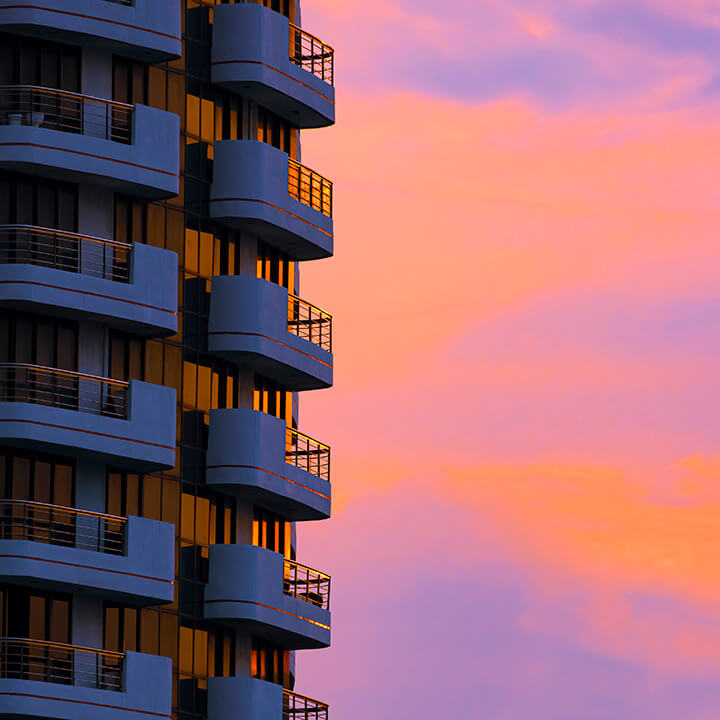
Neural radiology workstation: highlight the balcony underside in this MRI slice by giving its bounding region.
[0,382,176,471]
[210,201,333,262]
[208,275,332,391]
[210,141,333,262]
[212,3,334,129]
[0,106,179,199]
[0,651,171,720]
[0,244,178,337]
[204,545,330,650]
[207,409,331,522]
[0,0,182,62]
[0,516,174,605]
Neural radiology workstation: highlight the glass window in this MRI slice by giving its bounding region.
[0,171,77,231]
[252,506,290,558]
[0,33,80,90]
[0,448,75,506]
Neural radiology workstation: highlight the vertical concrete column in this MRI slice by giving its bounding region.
[238,233,257,276]
[77,320,105,376]
[82,48,113,99]
[236,502,254,545]
[72,593,104,648]
[78,185,114,278]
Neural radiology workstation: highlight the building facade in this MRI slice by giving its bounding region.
[0,1,335,719]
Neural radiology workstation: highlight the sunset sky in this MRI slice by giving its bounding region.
[294,1,720,716]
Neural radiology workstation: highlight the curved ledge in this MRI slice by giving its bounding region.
[0,243,178,337]
[204,545,331,649]
[206,409,331,522]
[208,676,281,720]
[0,380,176,470]
[0,105,180,199]
[0,0,181,62]
[208,275,332,390]
[0,515,174,605]
[0,651,171,720]
[212,4,334,128]
[210,141,333,261]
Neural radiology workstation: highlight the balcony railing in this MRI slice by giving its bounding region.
[289,24,334,85]
[0,364,129,419]
[283,559,330,610]
[0,86,133,144]
[288,159,332,218]
[287,295,332,352]
[283,690,329,720]
[0,225,132,282]
[0,500,126,555]
[0,638,123,690]
[103,0,133,4]
[285,427,330,482]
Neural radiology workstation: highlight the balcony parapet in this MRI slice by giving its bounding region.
[0,365,176,470]
[283,558,330,611]
[210,140,333,261]
[208,676,329,720]
[212,3,334,128]
[207,409,331,521]
[0,225,178,336]
[284,690,329,720]
[0,86,179,198]
[205,544,331,649]
[0,0,181,62]
[208,275,332,391]
[0,500,174,604]
[0,639,171,720]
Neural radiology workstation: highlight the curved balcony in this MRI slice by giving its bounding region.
[0,639,171,720]
[0,0,181,63]
[210,141,333,261]
[212,3,334,128]
[209,275,332,391]
[0,225,177,336]
[205,545,330,649]
[0,500,174,604]
[209,677,328,720]
[207,409,330,522]
[0,86,179,199]
[0,364,176,470]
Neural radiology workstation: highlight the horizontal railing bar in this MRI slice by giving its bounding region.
[0,363,129,387]
[0,637,125,659]
[288,24,334,53]
[288,159,333,186]
[287,428,330,450]
[0,499,126,523]
[0,224,133,249]
[288,294,332,320]
[284,559,331,580]
[0,85,133,110]
[283,689,329,709]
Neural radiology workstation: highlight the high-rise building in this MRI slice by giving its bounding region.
[0,1,335,719]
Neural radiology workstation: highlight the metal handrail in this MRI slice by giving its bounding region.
[0,637,124,691]
[285,427,330,481]
[0,224,133,283]
[289,23,334,85]
[283,558,331,610]
[0,499,127,555]
[283,689,329,719]
[0,225,132,249]
[288,159,333,218]
[0,363,129,419]
[0,637,124,658]
[287,294,332,352]
[0,85,133,144]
